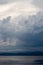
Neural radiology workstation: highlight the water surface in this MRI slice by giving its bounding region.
[0,56,43,65]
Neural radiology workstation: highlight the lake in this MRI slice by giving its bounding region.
[0,56,43,65]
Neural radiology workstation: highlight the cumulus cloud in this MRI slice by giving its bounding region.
[0,16,16,46]
[0,12,43,51]
[14,12,43,51]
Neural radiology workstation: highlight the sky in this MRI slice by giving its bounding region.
[0,0,43,52]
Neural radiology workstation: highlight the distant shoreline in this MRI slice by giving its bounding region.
[0,51,43,56]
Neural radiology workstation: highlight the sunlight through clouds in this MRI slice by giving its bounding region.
[0,0,39,19]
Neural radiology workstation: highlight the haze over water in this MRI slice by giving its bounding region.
[0,56,43,65]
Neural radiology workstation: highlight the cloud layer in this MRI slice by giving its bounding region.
[0,12,43,51]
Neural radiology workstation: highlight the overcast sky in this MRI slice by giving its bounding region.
[0,0,43,52]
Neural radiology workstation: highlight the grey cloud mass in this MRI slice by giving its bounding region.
[0,12,43,51]
[0,0,31,4]
[0,0,15,4]
[33,0,43,9]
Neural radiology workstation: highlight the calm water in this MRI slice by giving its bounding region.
[0,56,43,65]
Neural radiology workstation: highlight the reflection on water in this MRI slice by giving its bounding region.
[0,56,43,65]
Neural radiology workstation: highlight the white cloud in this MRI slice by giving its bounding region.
[0,0,39,19]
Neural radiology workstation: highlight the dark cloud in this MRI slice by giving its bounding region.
[0,16,16,46]
[15,12,43,51]
[0,12,43,51]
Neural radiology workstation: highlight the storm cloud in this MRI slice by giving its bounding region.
[0,12,43,51]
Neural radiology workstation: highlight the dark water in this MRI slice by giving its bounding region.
[0,56,43,65]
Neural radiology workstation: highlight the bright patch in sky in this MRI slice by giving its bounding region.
[0,0,39,19]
